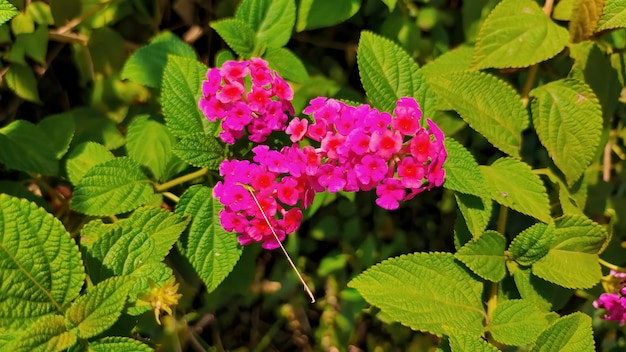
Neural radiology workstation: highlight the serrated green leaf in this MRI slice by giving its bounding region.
[5,63,40,102]
[65,142,115,185]
[121,31,196,88]
[421,46,473,79]
[532,215,606,288]
[447,329,499,352]
[570,0,605,42]
[263,47,309,83]
[236,0,295,48]
[210,18,256,58]
[348,252,485,336]
[87,337,154,352]
[443,138,487,197]
[6,315,77,352]
[529,313,594,352]
[530,79,602,186]
[512,266,573,311]
[488,299,547,346]
[126,115,176,181]
[455,193,492,239]
[0,0,18,25]
[357,31,436,118]
[455,230,506,282]
[0,195,84,330]
[175,185,242,293]
[38,113,75,159]
[70,157,154,216]
[428,71,528,157]
[172,133,224,169]
[597,0,626,31]
[472,0,568,69]
[509,222,554,265]
[66,277,130,339]
[296,0,360,31]
[480,158,551,223]
[162,56,213,138]
[0,119,58,175]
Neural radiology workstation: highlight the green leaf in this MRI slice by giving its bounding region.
[121,31,196,88]
[5,63,40,102]
[210,18,256,58]
[529,313,594,352]
[65,142,115,185]
[88,27,126,75]
[235,0,295,48]
[0,194,84,330]
[296,0,360,31]
[455,193,493,239]
[553,0,576,21]
[348,252,485,336]
[125,262,173,316]
[263,47,309,83]
[532,215,606,288]
[86,337,153,352]
[508,222,554,265]
[161,56,213,138]
[38,113,75,159]
[597,0,626,31]
[11,12,34,34]
[570,0,605,42]
[530,79,602,186]
[26,2,54,25]
[421,45,474,78]
[488,299,547,346]
[0,0,18,25]
[357,31,436,118]
[428,71,528,157]
[380,0,397,11]
[70,108,125,150]
[70,157,154,216]
[455,230,506,282]
[0,120,58,175]
[14,24,48,64]
[443,138,487,197]
[472,0,568,69]
[447,329,500,352]
[6,315,77,352]
[126,115,176,181]
[172,133,224,169]
[175,185,242,293]
[479,158,551,223]
[65,277,130,339]
[512,266,573,311]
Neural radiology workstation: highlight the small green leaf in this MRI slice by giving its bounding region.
[86,337,154,352]
[472,0,568,69]
[6,315,77,352]
[70,157,155,216]
[161,56,213,138]
[443,138,487,197]
[529,313,594,352]
[11,12,34,34]
[513,266,573,311]
[597,0,626,31]
[380,0,397,11]
[65,142,115,185]
[570,0,605,42]
[455,230,506,282]
[172,133,224,169]
[121,31,196,88]
[488,299,547,346]
[357,31,436,118]
[455,193,493,239]
[236,0,295,48]
[175,185,242,293]
[509,222,554,265]
[296,0,360,31]
[428,71,528,157]
[447,329,500,352]
[15,24,48,64]
[480,158,551,223]
[5,63,40,102]
[38,113,75,159]
[530,79,602,186]
[348,252,485,336]
[0,195,84,330]
[126,115,176,181]
[263,47,309,83]
[0,119,58,175]
[553,0,576,21]
[65,277,130,339]
[210,18,256,58]
[71,108,125,150]
[0,0,18,25]
[26,2,54,25]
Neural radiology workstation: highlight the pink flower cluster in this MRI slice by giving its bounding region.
[198,58,294,144]
[594,270,626,326]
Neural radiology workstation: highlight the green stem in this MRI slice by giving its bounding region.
[496,205,508,235]
[599,258,626,273]
[163,192,180,203]
[154,168,209,192]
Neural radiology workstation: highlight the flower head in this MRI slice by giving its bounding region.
[137,277,183,325]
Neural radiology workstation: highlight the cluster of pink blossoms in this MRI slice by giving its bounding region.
[203,59,447,249]
[594,270,626,326]
[198,58,294,144]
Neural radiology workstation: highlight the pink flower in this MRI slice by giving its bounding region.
[370,130,402,159]
[317,164,346,193]
[221,60,249,81]
[398,157,424,189]
[286,117,309,142]
[217,81,244,103]
[375,178,405,210]
[355,154,388,184]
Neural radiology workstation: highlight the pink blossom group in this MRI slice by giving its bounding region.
[594,270,626,326]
